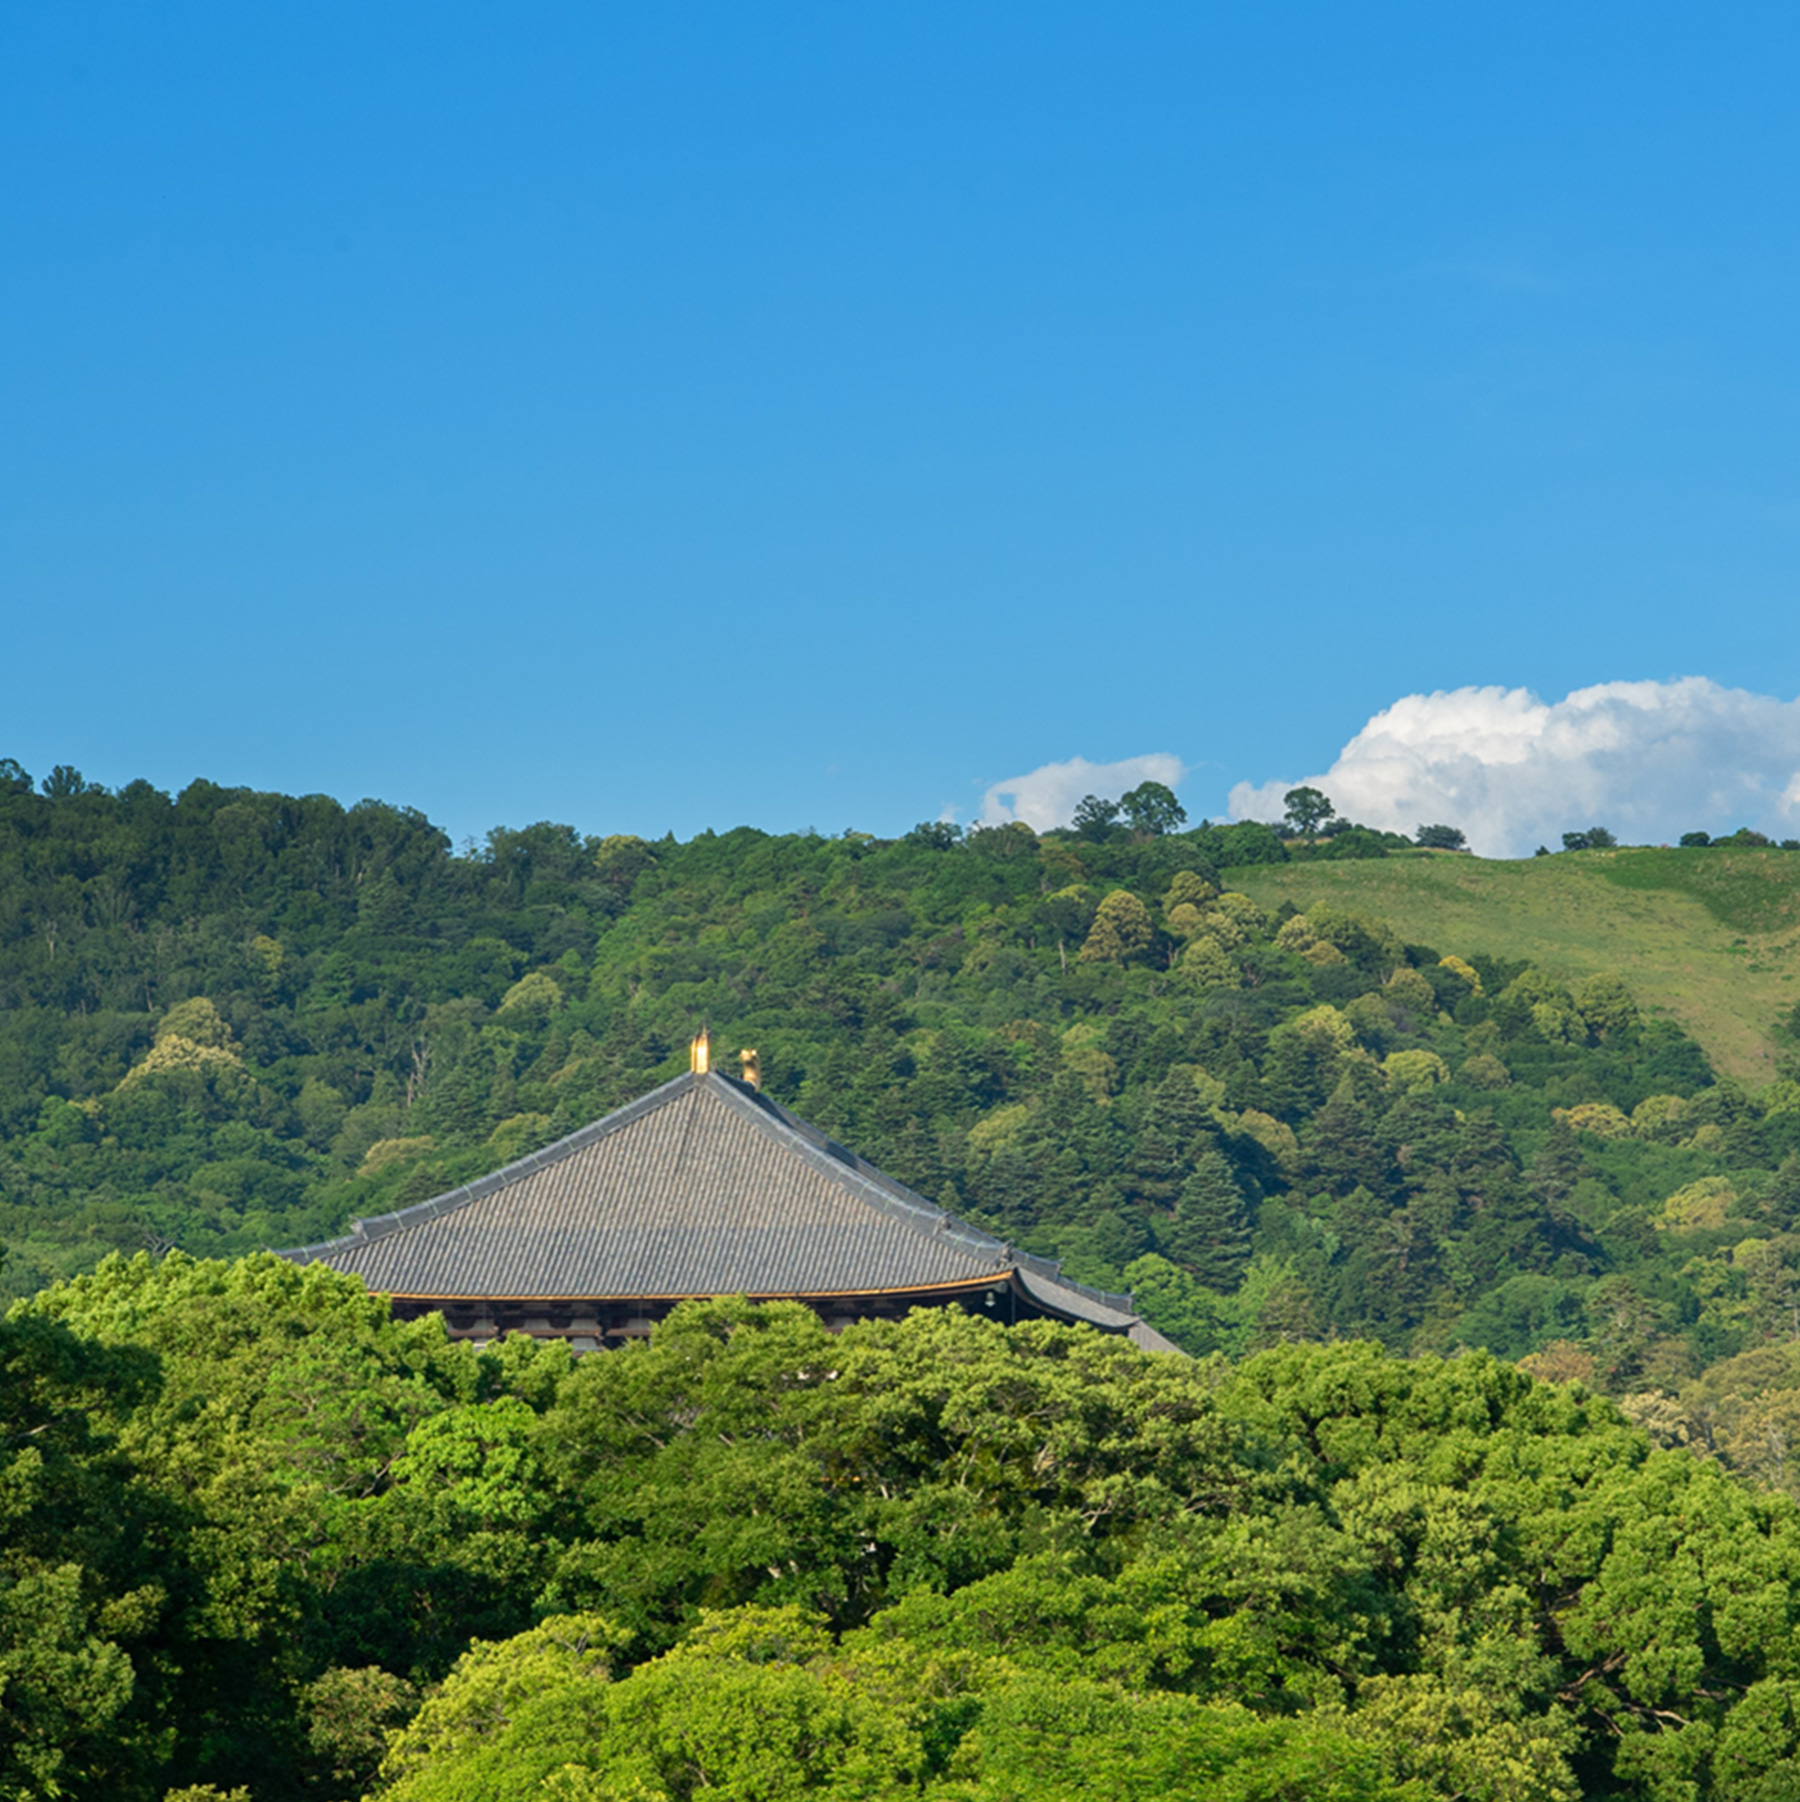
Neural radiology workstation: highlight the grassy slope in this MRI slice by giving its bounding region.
[1223,847,1800,1086]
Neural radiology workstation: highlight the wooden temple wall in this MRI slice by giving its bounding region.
[387,1285,1018,1349]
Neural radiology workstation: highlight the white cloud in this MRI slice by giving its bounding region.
[979,753,1186,832]
[1229,679,1800,857]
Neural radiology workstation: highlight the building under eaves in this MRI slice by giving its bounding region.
[279,1049,1181,1354]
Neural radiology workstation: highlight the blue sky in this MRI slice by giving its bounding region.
[5,3,1799,847]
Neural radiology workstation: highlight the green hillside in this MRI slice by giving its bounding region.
[1226,847,1800,1086]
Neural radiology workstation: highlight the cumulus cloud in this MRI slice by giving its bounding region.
[1229,679,1800,858]
[979,753,1186,831]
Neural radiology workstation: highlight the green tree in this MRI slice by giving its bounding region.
[1070,794,1122,841]
[1120,781,1187,837]
[1283,786,1335,838]
[299,1663,421,1798]
[15,1252,490,1794]
[0,1313,157,1799]
[41,764,97,799]
[1562,826,1616,851]
[378,1613,626,1796]
[1575,971,1639,1041]
[1162,1149,1252,1290]
[1769,1154,1800,1231]
[1078,890,1155,964]
[1163,870,1217,911]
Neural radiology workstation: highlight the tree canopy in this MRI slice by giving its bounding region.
[13,1271,1800,1799]
[1282,787,1335,838]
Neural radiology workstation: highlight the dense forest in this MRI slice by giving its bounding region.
[16,1261,1800,1802]
[8,760,1800,1798]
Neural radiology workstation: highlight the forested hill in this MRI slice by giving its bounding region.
[0,764,1315,1296]
[6,763,1800,1417]
[15,764,1800,1799]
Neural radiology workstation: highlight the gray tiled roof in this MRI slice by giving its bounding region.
[279,1070,1173,1344]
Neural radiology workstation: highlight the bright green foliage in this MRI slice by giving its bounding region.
[496,970,563,1019]
[4,1253,557,1797]
[937,1676,1420,1801]
[0,1309,164,1799]
[1164,869,1218,911]
[379,1602,1423,1802]
[534,1300,1241,1640]
[16,1280,1800,1798]
[1076,889,1155,963]
[378,1613,626,1795]
[14,770,1800,1794]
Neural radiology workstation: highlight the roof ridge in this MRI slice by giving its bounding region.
[1011,1249,1134,1314]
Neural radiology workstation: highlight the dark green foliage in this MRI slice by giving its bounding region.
[1162,1150,1252,1289]
[1288,825,1394,860]
[1119,781,1187,837]
[1187,819,1290,866]
[1282,786,1335,837]
[20,1275,1800,1799]
[1071,794,1122,840]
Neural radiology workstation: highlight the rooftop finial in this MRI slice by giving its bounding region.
[739,1048,761,1089]
[690,1028,711,1074]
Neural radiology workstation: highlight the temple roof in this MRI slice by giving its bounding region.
[280,1070,1180,1351]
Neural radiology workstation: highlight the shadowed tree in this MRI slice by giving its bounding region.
[1071,794,1122,841]
[1120,781,1187,838]
[1283,787,1335,838]
[1161,1148,1252,1290]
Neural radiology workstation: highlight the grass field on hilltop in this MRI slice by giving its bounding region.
[1223,847,1800,1086]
